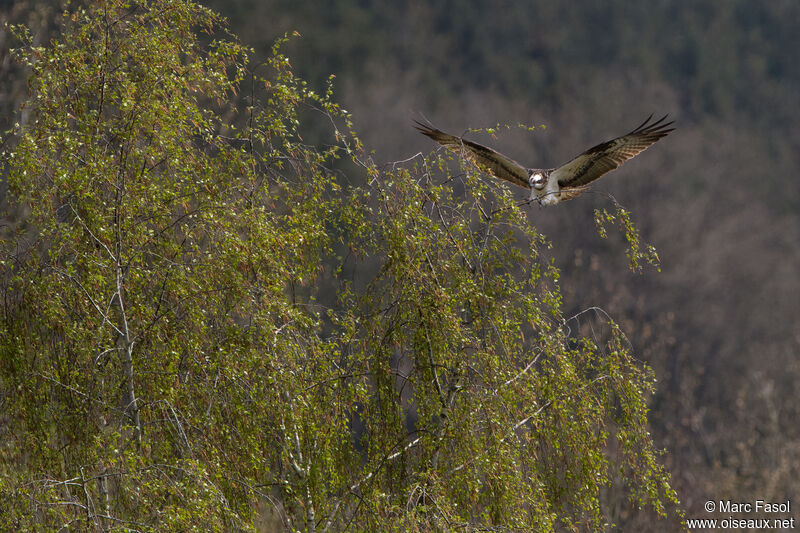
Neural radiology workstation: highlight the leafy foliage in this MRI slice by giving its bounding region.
[0,0,679,530]
[594,203,660,272]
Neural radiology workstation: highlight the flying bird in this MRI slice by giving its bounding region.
[415,115,674,205]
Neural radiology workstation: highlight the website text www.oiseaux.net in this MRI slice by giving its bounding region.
[687,500,794,530]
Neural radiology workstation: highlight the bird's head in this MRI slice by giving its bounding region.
[529,172,545,190]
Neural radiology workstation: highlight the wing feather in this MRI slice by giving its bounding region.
[554,114,674,188]
[414,120,530,189]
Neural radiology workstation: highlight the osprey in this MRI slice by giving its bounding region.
[415,115,674,205]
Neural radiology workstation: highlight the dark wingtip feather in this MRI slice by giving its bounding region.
[413,119,441,139]
[631,114,675,138]
[631,113,655,132]
[412,118,430,130]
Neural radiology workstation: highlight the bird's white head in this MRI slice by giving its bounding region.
[529,172,545,190]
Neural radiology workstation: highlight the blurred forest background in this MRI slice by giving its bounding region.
[2,0,799,526]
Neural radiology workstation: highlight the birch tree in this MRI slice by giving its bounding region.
[0,0,680,530]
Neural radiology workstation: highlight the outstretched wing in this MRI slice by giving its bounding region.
[414,120,530,189]
[554,115,674,188]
